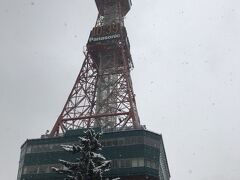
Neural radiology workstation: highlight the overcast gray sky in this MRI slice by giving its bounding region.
[1,0,240,179]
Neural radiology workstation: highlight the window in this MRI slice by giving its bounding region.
[132,137,136,143]
[28,166,38,174]
[120,160,126,168]
[137,136,144,144]
[23,167,28,174]
[26,146,32,153]
[38,165,48,174]
[125,159,131,168]
[125,137,131,144]
[146,160,151,168]
[132,159,138,167]
[112,140,118,146]
[118,139,124,145]
[138,158,144,167]
[106,140,112,146]
[112,160,118,168]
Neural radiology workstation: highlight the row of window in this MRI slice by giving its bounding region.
[26,143,69,154]
[111,158,159,170]
[159,145,170,179]
[25,136,160,154]
[23,164,61,175]
[22,158,159,175]
[101,136,144,147]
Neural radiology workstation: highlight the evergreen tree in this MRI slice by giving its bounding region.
[52,129,111,180]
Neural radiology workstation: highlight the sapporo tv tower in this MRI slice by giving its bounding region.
[17,1,170,180]
[51,0,140,135]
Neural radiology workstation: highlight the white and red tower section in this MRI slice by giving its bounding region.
[50,0,141,136]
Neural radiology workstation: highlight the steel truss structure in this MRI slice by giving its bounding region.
[51,0,140,136]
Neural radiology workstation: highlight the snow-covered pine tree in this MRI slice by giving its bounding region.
[52,129,111,180]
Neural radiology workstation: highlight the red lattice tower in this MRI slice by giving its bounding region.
[51,0,141,136]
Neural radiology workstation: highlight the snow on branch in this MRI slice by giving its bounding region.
[52,129,114,180]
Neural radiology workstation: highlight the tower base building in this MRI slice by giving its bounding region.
[18,128,170,180]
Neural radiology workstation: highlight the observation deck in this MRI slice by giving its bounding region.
[95,0,132,17]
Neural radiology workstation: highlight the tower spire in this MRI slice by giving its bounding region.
[50,0,140,136]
